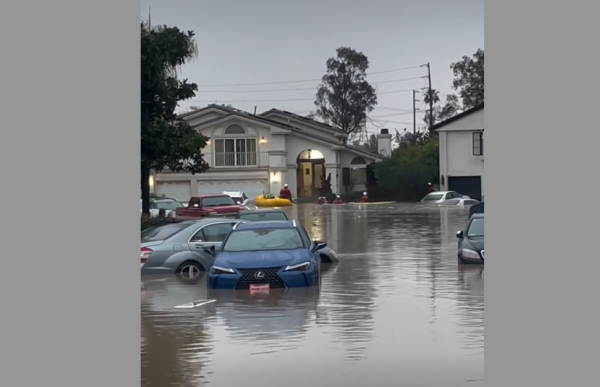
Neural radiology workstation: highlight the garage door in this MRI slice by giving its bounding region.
[197,180,269,199]
[155,181,191,201]
[448,176,482,201]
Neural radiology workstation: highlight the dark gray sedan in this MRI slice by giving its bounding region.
[457,213,485,264]
[141,218,246,280]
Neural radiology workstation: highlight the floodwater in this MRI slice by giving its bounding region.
[141,203,484,387]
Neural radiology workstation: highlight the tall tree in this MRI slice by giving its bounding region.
[314,47,378,139]
[451,48,484,109]
[141,23,209,215]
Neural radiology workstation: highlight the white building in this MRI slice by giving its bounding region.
[432,103,484,201]
[150,105,389,201]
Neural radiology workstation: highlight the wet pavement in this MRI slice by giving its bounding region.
[141,203,484,387]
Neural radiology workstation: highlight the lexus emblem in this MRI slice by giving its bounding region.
[481,250,485,258]
[254,271,265,279]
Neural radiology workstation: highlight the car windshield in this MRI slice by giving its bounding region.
[467,218,484,238]
[141,223,189,242]
[201,196,235,207]
[423,193,444,201]
[239,212,288,222]
[156,201,184,210]
[223,228,304,252]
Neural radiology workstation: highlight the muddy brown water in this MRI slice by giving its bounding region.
[141,203,484,387]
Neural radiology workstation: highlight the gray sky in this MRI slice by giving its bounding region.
[141,0,483,136]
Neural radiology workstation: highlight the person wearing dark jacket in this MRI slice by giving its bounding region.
[279,184,292,201]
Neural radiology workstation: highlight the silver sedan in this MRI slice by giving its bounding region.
[141,218,246,281]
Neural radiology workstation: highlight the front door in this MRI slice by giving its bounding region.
[297,161,325,197]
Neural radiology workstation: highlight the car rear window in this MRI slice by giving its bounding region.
[239,212,288,222]
[201,196,235,207]
[423,193,444,201]
[141,223,188,242]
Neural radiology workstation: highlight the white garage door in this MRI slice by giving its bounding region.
[197,180,269,199]
[155,181,191,201]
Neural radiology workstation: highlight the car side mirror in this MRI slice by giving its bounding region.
[203,245,216,255]
[313,241,327,251]
[456,230,464,239]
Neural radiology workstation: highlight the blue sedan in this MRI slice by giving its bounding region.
[205,220,327,290]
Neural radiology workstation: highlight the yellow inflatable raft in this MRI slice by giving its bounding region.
[254,195,293,207]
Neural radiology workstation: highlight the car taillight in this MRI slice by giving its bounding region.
[141,247,152,264]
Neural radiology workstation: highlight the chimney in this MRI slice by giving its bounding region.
[377,128,392,157]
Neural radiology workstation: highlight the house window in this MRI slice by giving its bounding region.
[214,138,257,166]
[351,168,366,186]
[224,124,245,135]
[473,132,483,156]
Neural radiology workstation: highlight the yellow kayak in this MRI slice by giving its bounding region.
[349,201,396,205]
[254,195,293,207]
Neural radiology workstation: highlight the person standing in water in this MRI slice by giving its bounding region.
[360,191,368,203]
[333,195,343,204]
[279,184,292,201]
[426,182,435,194]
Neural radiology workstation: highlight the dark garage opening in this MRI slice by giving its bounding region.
[448,176,482,201]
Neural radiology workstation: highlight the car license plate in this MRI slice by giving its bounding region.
[249,284,270,295]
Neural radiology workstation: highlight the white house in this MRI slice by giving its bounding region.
[432,103,484,201]
[150,105,389,201]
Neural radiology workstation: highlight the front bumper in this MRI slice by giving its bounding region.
[458,249,484,264]
[207,265,318,289]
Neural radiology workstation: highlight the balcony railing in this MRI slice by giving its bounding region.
[211,151,269,167]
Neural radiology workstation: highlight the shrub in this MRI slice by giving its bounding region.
[373,136,439,201]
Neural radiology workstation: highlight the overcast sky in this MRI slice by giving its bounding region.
[140,0,483,136]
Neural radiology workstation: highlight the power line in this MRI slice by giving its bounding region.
[195,76,426,93]
[180,88,423,104]
[196,65,426,87]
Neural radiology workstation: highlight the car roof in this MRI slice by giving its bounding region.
[234,220,296,230]
[194,194,230,198]
[161,218,238,227]
[239,209,284,214]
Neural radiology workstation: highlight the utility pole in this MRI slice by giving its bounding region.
[426,62,434,131]
[412,89,418,144]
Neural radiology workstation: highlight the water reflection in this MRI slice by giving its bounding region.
[141,203,484,387]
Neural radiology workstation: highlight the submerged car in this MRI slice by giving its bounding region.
[457,213,484,264]
[235,210,339,264]
[421,191,468,204]
[206,220,327,290]
[141,218,246,280]
[439,197,480,207]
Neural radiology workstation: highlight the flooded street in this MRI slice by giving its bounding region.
[141,203,484,387]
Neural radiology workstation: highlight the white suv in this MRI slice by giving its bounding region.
[223,191,250,206]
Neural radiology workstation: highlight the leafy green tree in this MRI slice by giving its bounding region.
[373,137,439,201]
[314,47,378,139]
[141,23,209,215]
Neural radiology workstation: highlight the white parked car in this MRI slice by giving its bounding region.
[439,197,480,207]
[420,191,469,204]
[223,191,250,206]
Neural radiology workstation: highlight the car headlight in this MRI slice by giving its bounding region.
[462,248,481,259]
[284,262,311,272]
[210,266,235,275]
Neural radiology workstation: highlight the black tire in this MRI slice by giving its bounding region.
[458,254,465,264]
[176,261,205,283]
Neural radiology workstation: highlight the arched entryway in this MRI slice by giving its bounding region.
[296,149,325,198]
